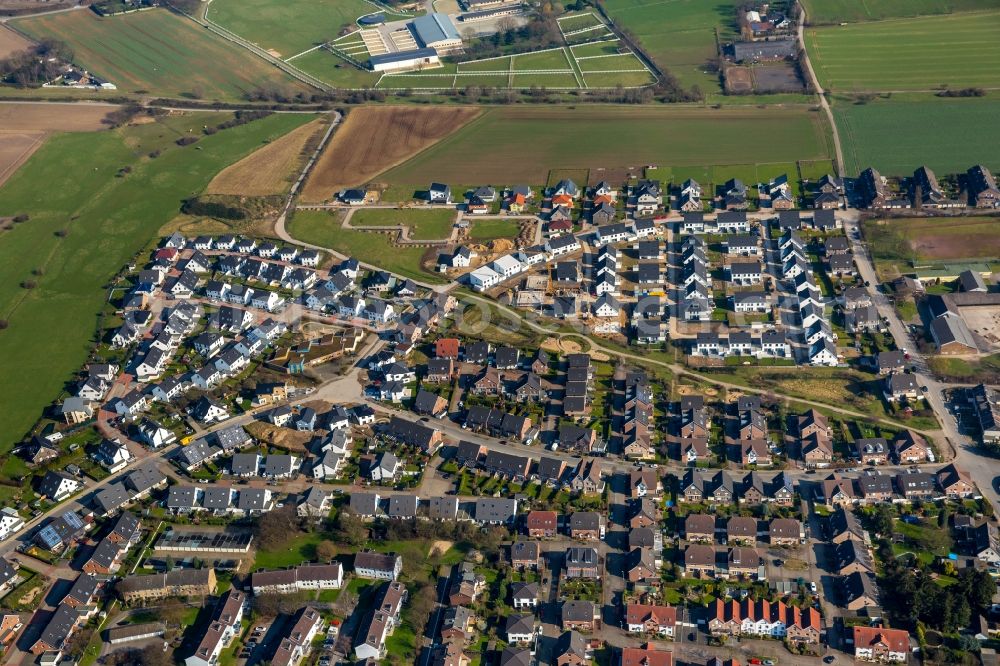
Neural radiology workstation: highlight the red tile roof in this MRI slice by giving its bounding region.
[854,626,910,653]
[625,603,677,627]
[436,338,460,359]
[526,510,558,530]
[622,647,673,666]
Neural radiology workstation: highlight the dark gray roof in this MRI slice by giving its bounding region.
[475,497,517,523]
[37,603,79,651]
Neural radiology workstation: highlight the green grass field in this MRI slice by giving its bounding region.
[468,219,522,242]
[349,208,456,240]
[886,217,1000,261]
[376,73,462,89]
[557,12,605,33]
[602,0,740,93]
[381,106,833,185]
[801,0,1000,24]
[286,210,447,284]
[570,40,623,57]
[252,531,324,569]
[805,12,1000,91]
[511,73,582,88]
[577,53,644,72]
[458,56,511,72]
[512,48,572,71]
[835,97,1000,174]
[14,9,308,100]
[207,0,374,58]
[292,47,379,88]
[0,112,315,454]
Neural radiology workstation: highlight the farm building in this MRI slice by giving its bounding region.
[731,39,797,62]
[370,48,441,73]
[410,13,463,51]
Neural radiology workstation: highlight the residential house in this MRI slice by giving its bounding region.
[854,626,910,663]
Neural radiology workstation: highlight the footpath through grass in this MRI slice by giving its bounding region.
[0,111,315,454]
[287,210,447,284]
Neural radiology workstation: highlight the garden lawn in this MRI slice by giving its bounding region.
[0,112,315,456]
[468,219,521,242]
[382,106,832,185]
[835,97,1000,175]
[350,207,456,240]
[14,9,308,100]
[805,12,1000,91]
[252,531,324,569]
[286,210,447,284]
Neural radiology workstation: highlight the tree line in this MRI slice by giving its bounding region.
[0,40,74,88]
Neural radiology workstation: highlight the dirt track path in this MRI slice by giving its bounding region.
[797,10,845,175]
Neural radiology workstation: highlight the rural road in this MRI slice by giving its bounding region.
[797,9,845,175]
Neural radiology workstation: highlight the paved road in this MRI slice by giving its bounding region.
[845,218,1000,511]
[458,292,945,442]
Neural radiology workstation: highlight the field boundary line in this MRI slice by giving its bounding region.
[555,11,598,21]
[564,46,586,88]
[575,53,633,60]
[563,24,605,37]
[179,0,332,91]
[285,43,325,61]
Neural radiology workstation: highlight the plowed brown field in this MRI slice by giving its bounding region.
[0,24,30,58]
[0,131,44,187]
[206,117,325,196]
[300,105,481,202]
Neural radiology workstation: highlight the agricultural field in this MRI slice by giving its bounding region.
[602,0,742,94]
[871,217,1000,263]
[804,12,1000,92]
[800,0,1000,24]
[0,23,30,58]
[206,0,375,59]
[300,106,481,202]
[0,111,315,455]
[864,216,1000,280]
[381,106,833,185]
[834,97,1000,175]
[206,117,326,196]
[13,9,309,100]
[286,210,446,284]
[349,207,457,240]
[903,217,1000,261]
[0,103,110,188]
